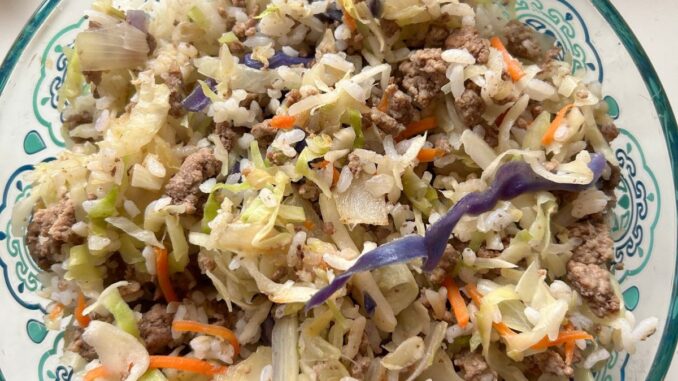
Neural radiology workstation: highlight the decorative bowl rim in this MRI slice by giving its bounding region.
[0,0,676,379]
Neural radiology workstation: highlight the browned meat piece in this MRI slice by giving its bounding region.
[526,350,574,377]
[602,164,621,198]
[65,326,97,361]
[382,84,416,125]
[350,355,372,379]
[346,32,364,55]
[399,48,448,109]
[164,70,185,117]
[429,244,461,284]
[425,25,450,48]
[504,20,542,61]
[298,180,320,202]
[282,89,302,108]
[215,122,240,152]
[454,350,498,381]
[232,17,257,39]
[432,134,452,154]
[250,119,278,140]
[381,19,400,36]
[566,261,620,317]
[477,246,501,258]
[568,216,614,266]
[600,122,619,143]
[26,198,80,271]
[455,88,486,127]
[347,153,362,175]
[445,26,490,64]
[165,148,221,214]
[139,304,175,354]
[231,0,246,7]
[198,251,217,273]
[362,108,406,136]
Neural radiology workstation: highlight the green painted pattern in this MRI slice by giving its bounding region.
[615,129,661,283]
[31,17,85,148]
[24,131,47,155]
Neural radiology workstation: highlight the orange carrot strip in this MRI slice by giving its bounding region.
[343,13,357,32]
[332,167,341,186]
[311,160,330,169]
[541,104,574,146]
[149,356,227,376]
[493,322,516,337]
[417,148,443,163]
[464,284,515,336]
[155,247,178,303]
[531,330,594,350]
[49,303,64,320]
[396,117,438,141]
[172,320,240,357]
[83,366,108,381]
[564,340,576,365]
[490,36,525,82]
[464,284,483,307]
[377,94,390,113]
[270,115,296,129]
[443,277,470,328]
[75,293,91,328]
[303,220,315,230]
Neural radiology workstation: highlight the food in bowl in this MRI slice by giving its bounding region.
[15,0,658,379]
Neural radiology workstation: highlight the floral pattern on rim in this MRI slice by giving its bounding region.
[31,17,86,150]
[516,0,604,81]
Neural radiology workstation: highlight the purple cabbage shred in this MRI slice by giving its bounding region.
[181,78,216,112]
[243,52,313,70]
[305,153,606,311]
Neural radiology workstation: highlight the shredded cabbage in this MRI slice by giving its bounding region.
[82,321,149,381]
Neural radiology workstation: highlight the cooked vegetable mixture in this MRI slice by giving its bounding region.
[18,0,658,380]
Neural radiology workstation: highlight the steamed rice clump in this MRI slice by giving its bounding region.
[19,0,657,380]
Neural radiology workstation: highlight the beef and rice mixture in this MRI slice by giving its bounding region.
[21,0,656,380]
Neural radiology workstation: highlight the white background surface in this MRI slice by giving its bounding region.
[1,0,677,378]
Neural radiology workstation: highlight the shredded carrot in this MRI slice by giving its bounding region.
[149,356,227,376]
[270,115,296,129]
[377,94,390,113]
[83,366,108,381]
[332,167,341,186]
[443,277,470,328]
[564,340,576,365]
[154,247,178,303]
[172,320,240,357]
[490,36,525,82]
[465,284,515,336]
[303,220,315,230]
[49,303,64,320]
[396,117,438,141]
[343,13,357,32]
[75,293,91,328]
[417,148,444,163]
[464,284,484,307]
[531,330,594,350]
[311,160,330,169]
[541,104,574,146]
[493,322,516,337]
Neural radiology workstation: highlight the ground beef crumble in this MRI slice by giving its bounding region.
[504,20,543,61]
[165,148,221,214]
[455,87,486,127]
[454,350,498,381]
[26,198,80,271]
[525,349,574,378]
[362,108,406,136]
[65,326,97,361]
[445,26,490,64]
[139,304,176,354]
[398,48,449,109]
